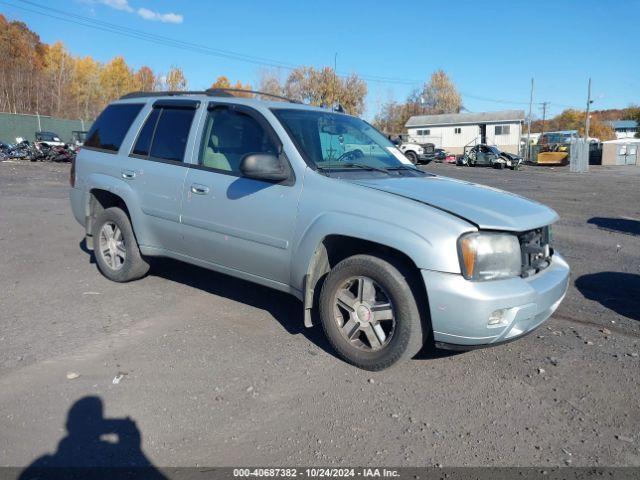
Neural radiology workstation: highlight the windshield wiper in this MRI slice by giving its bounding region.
[318,162,391,175]
[384,165,428,175]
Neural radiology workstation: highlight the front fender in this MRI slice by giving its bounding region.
[290,210,460,292]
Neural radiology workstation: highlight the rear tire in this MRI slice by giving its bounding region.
[92,207,149,282]
[319,255,425,370]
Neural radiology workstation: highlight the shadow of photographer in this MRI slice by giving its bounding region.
[19,396,166,480]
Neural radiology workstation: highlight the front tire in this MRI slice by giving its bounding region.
[405,151,418,164]
[319,255,425,370]
[92,207,149,282]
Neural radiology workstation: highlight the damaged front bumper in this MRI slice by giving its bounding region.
[422,253,570,349]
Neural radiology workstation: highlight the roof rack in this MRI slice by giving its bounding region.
[205,88,301,103]
[120,88,300,103]
[120,91,215,99]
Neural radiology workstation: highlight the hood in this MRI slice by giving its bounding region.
[350,175,558,231]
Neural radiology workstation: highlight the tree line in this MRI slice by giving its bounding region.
[0,14,188,121]
[373,70,463,134]
[2,13,636,140]
[211,67,368,117]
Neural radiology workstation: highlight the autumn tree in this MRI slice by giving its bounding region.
[530,108,615,140]
[210,76,230,89]
[100,57,134,101]
[258,69,285,97]
[373,70,461,133]
[0,14,46,115]
[420,70,462,115]
[284,66,367,116]
[44,42,74,116]
[72,56,102,120]
[0,14,187,120]
[210,76,252,96]
[134,66,156,92]
[164,66,188,91]
[623,105,640,138]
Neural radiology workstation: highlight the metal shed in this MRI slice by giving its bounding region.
[601,139,640,166]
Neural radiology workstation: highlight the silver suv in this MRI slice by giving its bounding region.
[69,89,569,370]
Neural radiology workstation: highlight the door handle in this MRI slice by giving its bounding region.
[191,184,210,195]
[121,169,136,179]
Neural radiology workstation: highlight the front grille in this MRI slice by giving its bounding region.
[421,143,435,154]
[519,226,553,278]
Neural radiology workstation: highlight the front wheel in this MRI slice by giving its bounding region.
[92,207,149,282]
[319,255,425,370]
[405,151,418,164]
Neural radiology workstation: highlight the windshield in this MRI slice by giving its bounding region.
[38,133,60,141]
[273,109,414,170]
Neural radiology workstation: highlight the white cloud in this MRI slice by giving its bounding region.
[98,0,183,24]
[137,7,183,24]
[100,0,133,12]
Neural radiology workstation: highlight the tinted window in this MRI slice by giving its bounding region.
[132,109,160,156]
[85,104,143,152]
[149,108,195,162]
[199,108,277,174]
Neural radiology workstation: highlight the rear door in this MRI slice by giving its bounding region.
[179,103,301,284]
[126,99,200,253]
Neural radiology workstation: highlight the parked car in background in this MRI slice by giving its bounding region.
[35,131,65,148]
[434,148,446,162]
[398,140,436,164]
[70,89,569,370]
[458,144,522,169]
[71,130,88,151]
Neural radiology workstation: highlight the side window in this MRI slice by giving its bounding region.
[132,109,160,157]
[199,108,277,174]
[454,127,462,134]
[150,108,195,162]
[85,103,144,152]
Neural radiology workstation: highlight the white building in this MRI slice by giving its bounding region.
[405,110,525,155]
[607,120,638,139]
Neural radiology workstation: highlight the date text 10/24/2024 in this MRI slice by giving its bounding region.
[233,468,400,478]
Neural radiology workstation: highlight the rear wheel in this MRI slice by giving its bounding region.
[92,207,149,282]
[319,255,425,370]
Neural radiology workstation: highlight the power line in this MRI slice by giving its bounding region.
[1,0,598,110]
[4,0,420,85]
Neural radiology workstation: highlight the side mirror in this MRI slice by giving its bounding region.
[239,153,289,182]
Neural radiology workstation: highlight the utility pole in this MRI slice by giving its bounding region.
[540,102,550,139]
[526,78,534,161]
[584,78,592,141]
[579,78,593,173]
[331,52,338,110]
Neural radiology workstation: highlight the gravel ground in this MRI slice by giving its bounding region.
[0,160,638,469]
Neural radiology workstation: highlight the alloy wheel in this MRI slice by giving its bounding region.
[98,221,126,271]
[333,276,396,351]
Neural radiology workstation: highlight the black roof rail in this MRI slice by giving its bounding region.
[119,90,219,100]
[205,88,301,103]
[120,89,301,103]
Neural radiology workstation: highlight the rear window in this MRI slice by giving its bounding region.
[149,108,195,162]
[132,109,160,157]
[85,103,144,152]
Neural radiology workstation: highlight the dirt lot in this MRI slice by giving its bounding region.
[0,160,638,469]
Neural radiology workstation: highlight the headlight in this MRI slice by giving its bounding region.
[458,232,522,281]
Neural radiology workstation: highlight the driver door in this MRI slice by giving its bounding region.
[180,104,302,285]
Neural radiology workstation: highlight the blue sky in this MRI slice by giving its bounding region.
[2,0,638,120]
